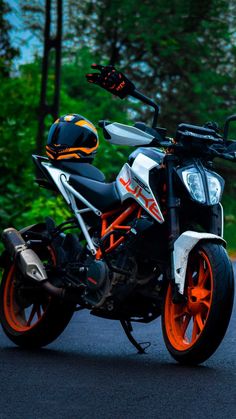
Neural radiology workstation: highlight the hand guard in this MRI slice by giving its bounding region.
[86,64,135,99]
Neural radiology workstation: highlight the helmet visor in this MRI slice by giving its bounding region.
[47,122,97,149]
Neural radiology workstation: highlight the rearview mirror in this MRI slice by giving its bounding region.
[223,114,236,140]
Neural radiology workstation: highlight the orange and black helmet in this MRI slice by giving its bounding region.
[46,114,99,161]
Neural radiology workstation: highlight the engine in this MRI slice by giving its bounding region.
[55,215,162,313]
[82,249,138,309]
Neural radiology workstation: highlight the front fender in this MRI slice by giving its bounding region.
[173,231,226,294]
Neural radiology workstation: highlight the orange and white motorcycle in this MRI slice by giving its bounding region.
[0,65,235,365]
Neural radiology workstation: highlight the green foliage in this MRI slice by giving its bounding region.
[66,0,236,135]
[0,0,19,76]
[222,193,236,252]
[0,66,38,229]
[2,1,236,254]
[0,50,131,234]
[218,161,236,252]
[60,48,132,178]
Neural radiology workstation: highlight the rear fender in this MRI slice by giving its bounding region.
[173,231,226,294]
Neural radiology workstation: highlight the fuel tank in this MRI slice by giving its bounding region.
[116,148,165,223]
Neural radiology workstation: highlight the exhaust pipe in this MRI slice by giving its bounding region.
[2,228,65,299]
[2,228,48,282]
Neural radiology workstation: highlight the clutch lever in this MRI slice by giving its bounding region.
[98,120,111,128]
[221,151,236,161]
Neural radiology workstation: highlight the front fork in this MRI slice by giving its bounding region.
[165,154,184,303]
[164,154,225,303]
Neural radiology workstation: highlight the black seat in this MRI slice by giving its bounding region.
[69,175,120,212]
[54,161,106,182]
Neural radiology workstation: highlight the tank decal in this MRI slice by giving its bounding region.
[119,176,163,222]
[116,155,164,223]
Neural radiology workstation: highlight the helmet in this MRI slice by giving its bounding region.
[46,114,99,161]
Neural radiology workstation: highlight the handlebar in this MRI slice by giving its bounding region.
[209,148,236,162]
[98,120,111,128]
[98,120,236,162]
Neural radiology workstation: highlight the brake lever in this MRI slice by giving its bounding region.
[210,146,236,161]
[221,151,236,161]
[98,120,111,128]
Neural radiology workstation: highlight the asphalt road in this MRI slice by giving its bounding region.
[0,269,236,419]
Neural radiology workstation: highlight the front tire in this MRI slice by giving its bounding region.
[162,243,234,365]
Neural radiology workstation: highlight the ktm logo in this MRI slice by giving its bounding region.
[116,81,125,91]
[119,177,163,222]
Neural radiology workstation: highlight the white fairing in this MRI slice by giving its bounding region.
[41,162,71,203]
[173,231,225,294]
[116,153,164,223]
[105,123,154,146]
[41,162,101,216]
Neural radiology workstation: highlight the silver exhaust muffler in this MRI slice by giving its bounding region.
[2,228,48,282]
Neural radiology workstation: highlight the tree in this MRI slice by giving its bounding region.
[3,0,236,250]
[0,55,130,234]
[0,0,19,76]
[21,1,236,133]
[65,0,236,134]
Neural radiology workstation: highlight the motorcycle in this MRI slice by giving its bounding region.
[0,64,235,365]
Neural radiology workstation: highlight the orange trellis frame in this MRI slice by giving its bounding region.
[96,202,142,259]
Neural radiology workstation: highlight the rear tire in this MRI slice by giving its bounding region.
[0,236,75,349]
[162,243,234,365]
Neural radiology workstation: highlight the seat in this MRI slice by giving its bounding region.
[54,161,106,182]
[69,175,120,212]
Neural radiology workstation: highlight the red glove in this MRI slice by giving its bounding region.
[86,64,135,99]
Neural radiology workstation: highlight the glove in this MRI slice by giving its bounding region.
[86,64,135,99]
[204,121,220,133]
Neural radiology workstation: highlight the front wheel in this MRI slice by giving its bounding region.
[162,243,234,365]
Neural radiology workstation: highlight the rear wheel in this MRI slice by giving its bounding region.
[162,243,234,365]
[0,240,75,348]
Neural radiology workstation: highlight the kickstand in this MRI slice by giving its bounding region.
[120,320,147,354]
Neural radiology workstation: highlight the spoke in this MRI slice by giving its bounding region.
[191,313,204,342]
[174,309,188,321]
[201,289,211,299]
[198,260,209,287]
[195,313,204,331]
[201,299,211,310]
[198,289,211,311]
[200,289,211,301]
[173,311,191,342]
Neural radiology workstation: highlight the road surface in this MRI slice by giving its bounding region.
[0,268,236,419]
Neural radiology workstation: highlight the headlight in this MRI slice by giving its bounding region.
[182,168,206,203]
[206,173,222,204]
[181,167,223,205]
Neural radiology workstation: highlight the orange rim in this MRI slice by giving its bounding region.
[164,250,213,351]
[3,246,54,332]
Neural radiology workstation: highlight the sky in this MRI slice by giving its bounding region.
[7,0,42,65]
